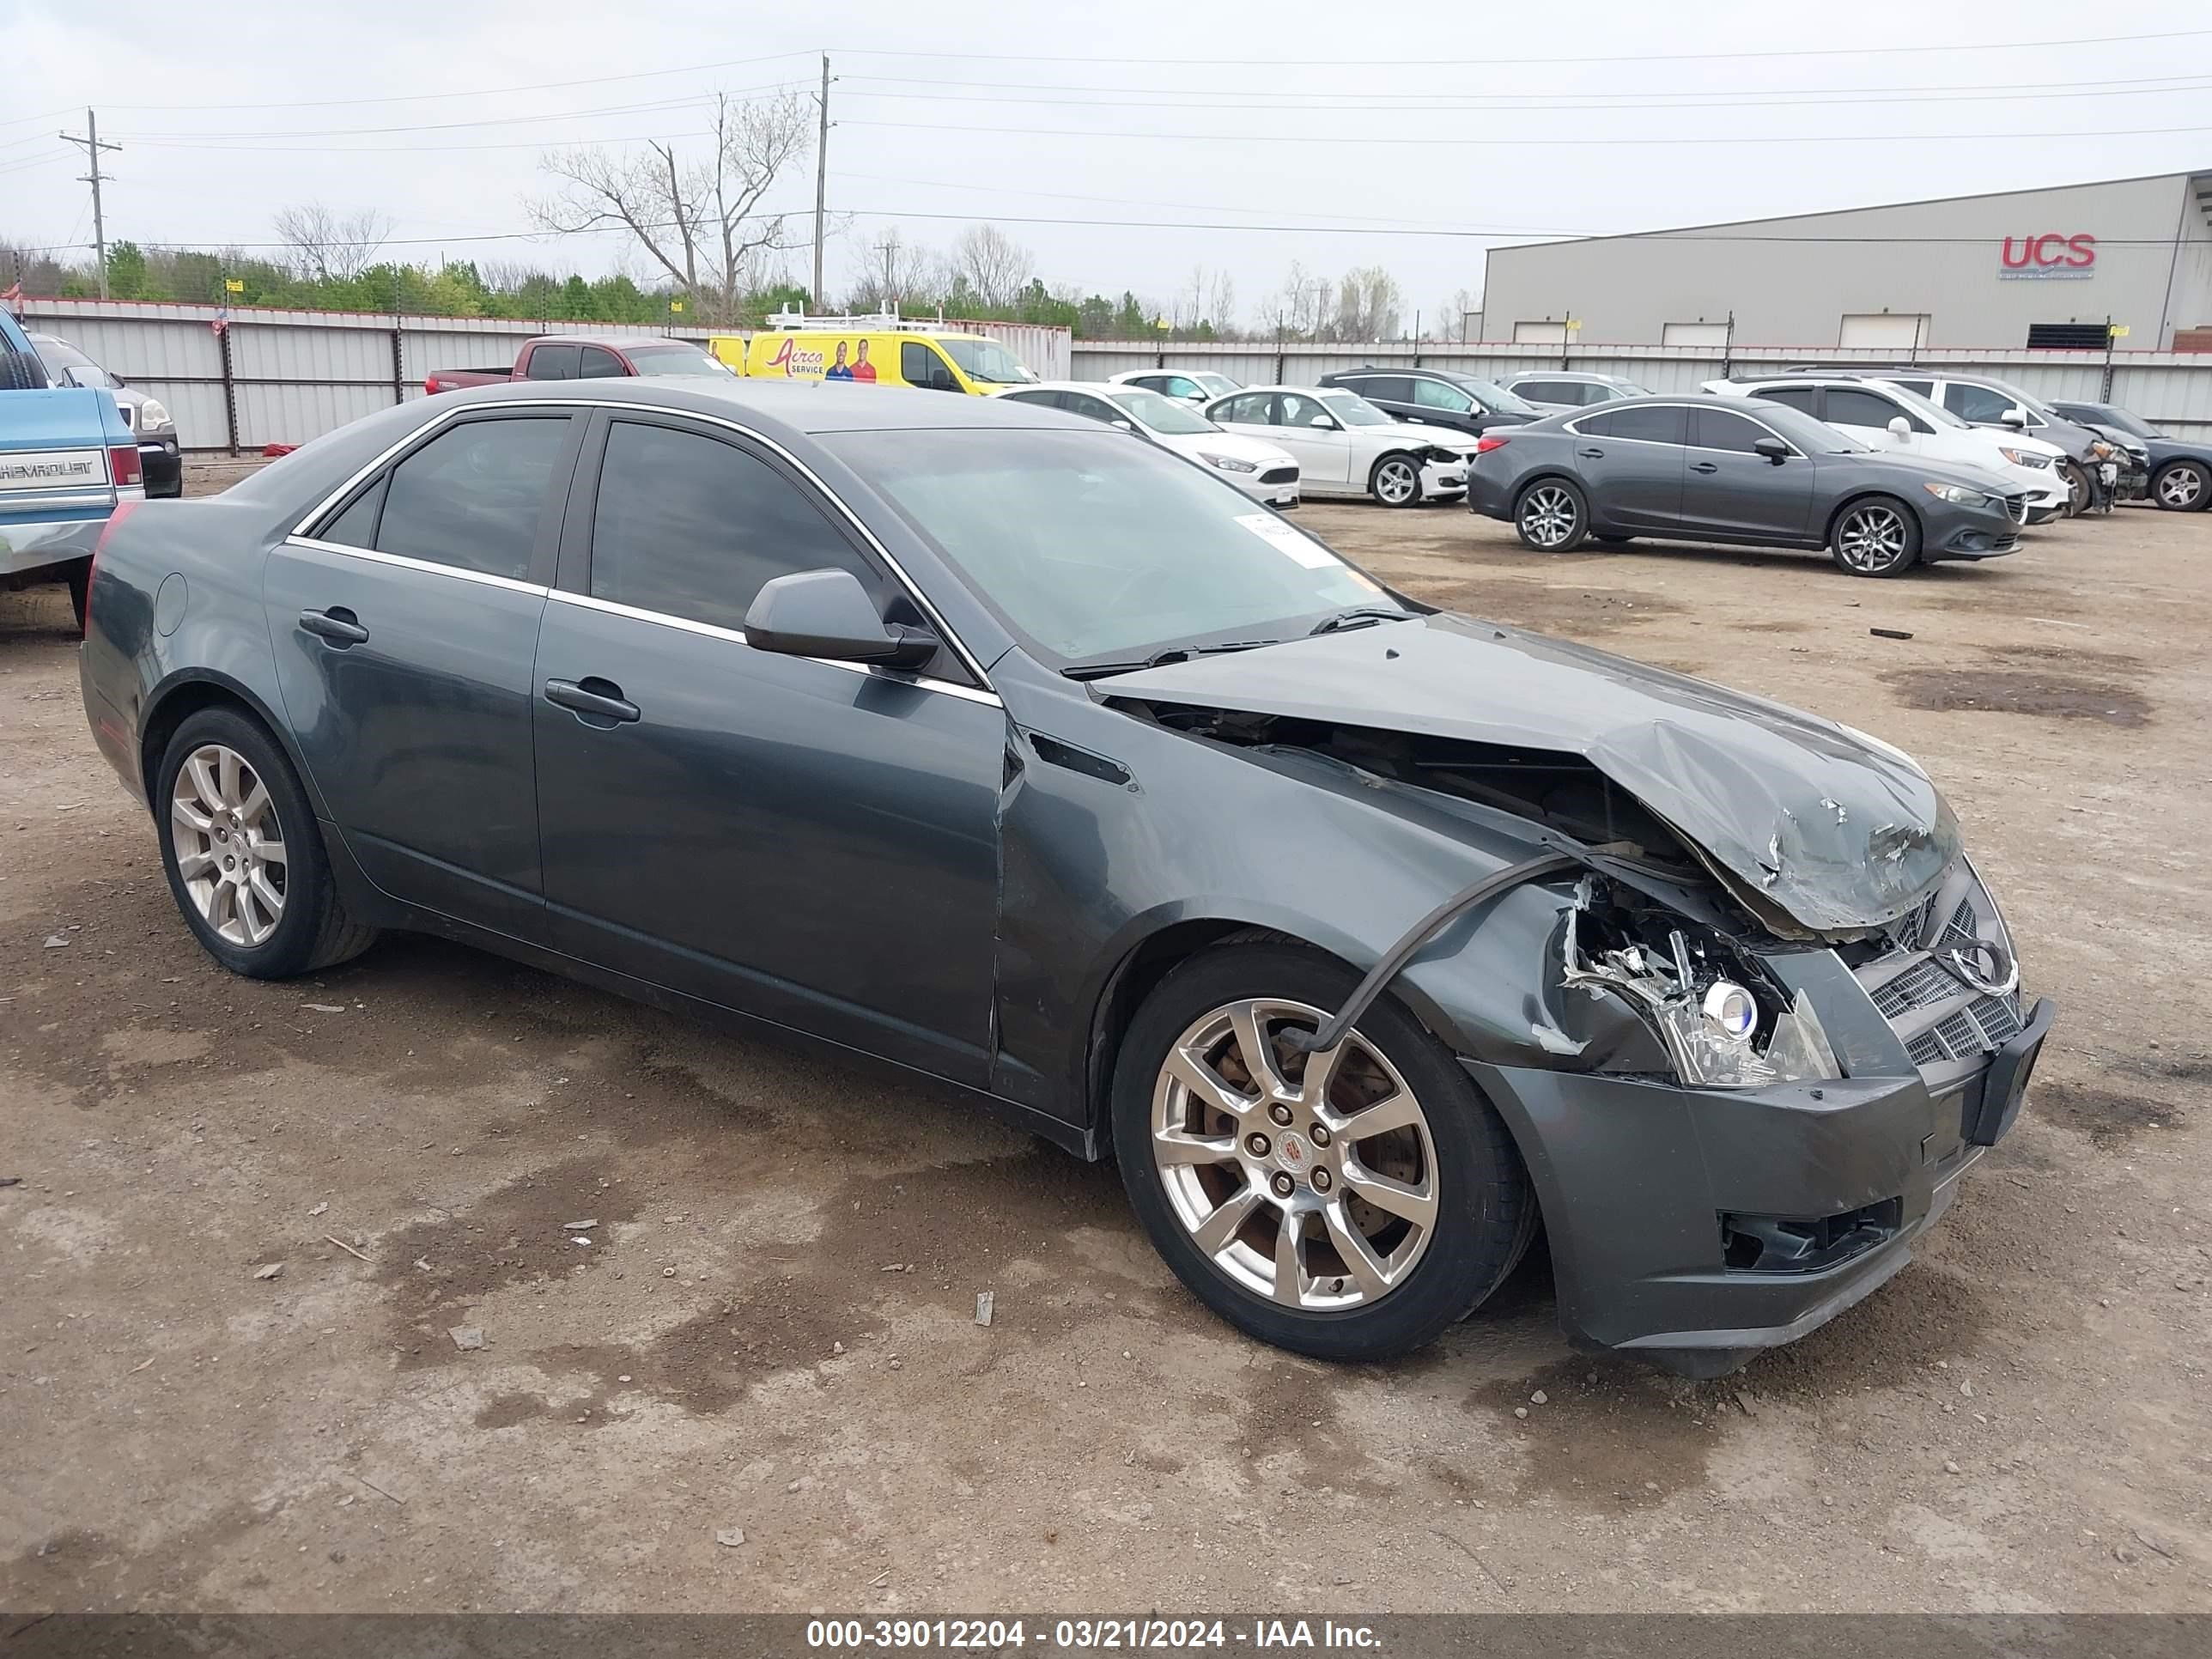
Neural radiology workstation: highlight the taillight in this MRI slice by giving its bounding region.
[108,442,143,488]
[1474,434,1512,454]
[425,375,442,393]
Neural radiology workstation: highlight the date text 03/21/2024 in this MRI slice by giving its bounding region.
[805,1619,1383,1650]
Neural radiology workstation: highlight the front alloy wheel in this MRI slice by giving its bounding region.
[1112,945,1534,1359]
[1830,500,1919,577]
[1371,455,1422,507]
[2154,459,2207,511]
[1152,998,1438,1310]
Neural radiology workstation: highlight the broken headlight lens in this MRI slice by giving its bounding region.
[1564,894,1843,1089]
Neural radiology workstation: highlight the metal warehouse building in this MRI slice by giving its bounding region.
[1480,169,2212,351]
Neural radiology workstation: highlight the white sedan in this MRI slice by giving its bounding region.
[1202,386,1476,507]
[1107,368,1243,403]
[996,380,1300,507]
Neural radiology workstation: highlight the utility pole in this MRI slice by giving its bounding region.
[60,108,121,299]
[811,54,831,311]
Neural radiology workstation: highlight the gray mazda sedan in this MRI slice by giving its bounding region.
[78,379,2053,1374]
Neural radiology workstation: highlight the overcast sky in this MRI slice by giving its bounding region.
[4,0,2209,326]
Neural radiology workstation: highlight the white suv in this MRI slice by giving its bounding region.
[1705,376,2070,521]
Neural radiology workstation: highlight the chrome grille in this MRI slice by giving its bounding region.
[1905,994,2024,1064]
[1937,900,1978,951]
[1869,957,1954,1018]
[2005,495,2028,524]
[1859,867,2023,1072]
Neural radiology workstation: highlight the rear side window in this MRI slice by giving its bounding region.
[578,346,625,380]
[1218,393,1272,424]
[999,390,1062,410]
[374,416,571,581]
[1826,386,1927,433]
[1889,379,1936,399]
[1513,380,1574,404]
[319,477,386,548]
[1757,386,1820,416]
[1605,404,1687,445]
[525,343,580,381]
[1354,376,1415,403]
[588,419,878,633]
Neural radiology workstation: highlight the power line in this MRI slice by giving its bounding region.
[839,27,2212,67]
[839,118,2212,148]
[58,110,121,299]
[117,83,808,143]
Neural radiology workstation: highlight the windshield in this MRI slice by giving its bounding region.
[1106,386,1218,435]
[625,343,734,378]
[941,338,1031,385]
[829,428,1400,665]
[2060,403,2157,440]
[1868,380,1972,430]
[33,337,112,386]
[1449,375,1539,416]
[1316,390,1396,428]
[1193,372,1242,398]
[1749,401,1871,454]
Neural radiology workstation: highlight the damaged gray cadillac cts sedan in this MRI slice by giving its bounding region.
[78,380,2055,1375]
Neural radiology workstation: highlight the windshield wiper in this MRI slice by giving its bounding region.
[1062,639,1282,681]
[1308,607,1414,635]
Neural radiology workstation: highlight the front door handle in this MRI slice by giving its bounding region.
[544,677,641,725]
[299,607,368,647]
[1689,460,1719,474]
[1577,447,1604,459]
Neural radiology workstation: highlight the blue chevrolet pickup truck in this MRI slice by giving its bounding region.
[2,307,143,629]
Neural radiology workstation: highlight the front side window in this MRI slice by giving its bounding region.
[1281,392,1337,428]
[1410,379,1474,412]
[902,342,957,390]
[1316,391,1395,428]
[375,416,572,581]
[588,419,876,634]
[1162,376,1200,398]
[1945,382,2018,423]
[1063,394,1124,426]
[835,428,1396,665]
[998,389,1062,411]
[1826,386,1927,433]
[525,343,580,381]
[1514,380,1574,404]
[1691,407,1774,453]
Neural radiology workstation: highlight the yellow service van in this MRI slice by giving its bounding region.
[709,315,1036,395]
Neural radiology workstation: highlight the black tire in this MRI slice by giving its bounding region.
[155,707,378,979]
[1369,453,1425,508]
[1513,477,1589,551]
[64,559,91,633]
[2151,458,2209,512]
[0,349,45,392]
[1109,943,1534,1361]
[1827,495,1922,578]
[2055,459,2091,518]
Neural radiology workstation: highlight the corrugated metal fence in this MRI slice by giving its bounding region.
[12,299,1072,453]
[1070,341,2212,439]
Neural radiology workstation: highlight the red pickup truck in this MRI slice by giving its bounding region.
[424,336,733,394]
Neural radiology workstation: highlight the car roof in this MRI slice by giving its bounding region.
[422,375,1090,436]
[1509,370,1637,383]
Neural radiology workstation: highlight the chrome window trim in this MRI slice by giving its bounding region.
[287,394,996,690]
[1563,402,1804,459]
[545,589,1002,708]
[283,535,550,596]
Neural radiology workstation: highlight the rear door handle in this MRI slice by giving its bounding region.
[299,607,369,646]
[544,677,641,725]
[1577,447,1604,459]
[1689,460,1719,474]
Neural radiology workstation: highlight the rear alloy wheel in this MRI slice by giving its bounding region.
[1370,453,1423,508]
[156,707,377,978]
[1515,479,1589,551]
[1112,945,1533,1360]
[1829,498,1921,578]
[2153,459,2208,511]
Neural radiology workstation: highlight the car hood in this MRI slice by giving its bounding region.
[1105,612,1960,936]
[1836,451,2027,495]
[1384,420,1482,452]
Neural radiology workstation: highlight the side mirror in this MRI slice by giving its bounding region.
[1110,418,1134,431]
[1753,435,1790,464]
[1887,416,1912,440]
[2001,405,2027,428]
[1308,415,1336,429]
[744,568,937,670]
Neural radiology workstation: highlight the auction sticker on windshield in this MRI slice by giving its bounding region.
[1235,513,1338,568]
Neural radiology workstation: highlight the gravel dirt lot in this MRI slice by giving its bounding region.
[3,459,2207,1615]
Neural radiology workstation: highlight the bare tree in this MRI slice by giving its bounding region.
[848,229,945,312]
[1207,270,1237,336]
[531,90,812,322]
[1332,266,1402,341]
[952,224,1032,309]
[1436,286,1481,342]
[1276,261,1331,337]
[272,204,395,282]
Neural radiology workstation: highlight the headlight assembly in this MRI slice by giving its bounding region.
[1421,446,1463,465]
[138,398,173,430]
[1199,452,1257,473]
[2089,440,2116,460]
[1561,883,1842,1089]
[1923,482,1991,507]
[1997,447,2049,469]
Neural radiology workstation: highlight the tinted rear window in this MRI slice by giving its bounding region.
[1601,404,1687,444]
[375,416,570,582]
